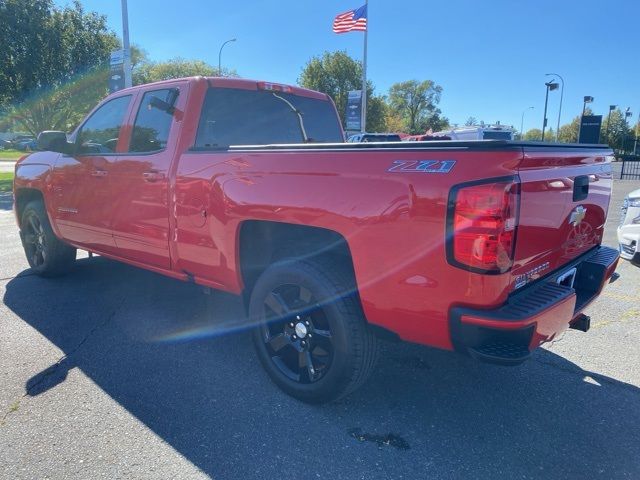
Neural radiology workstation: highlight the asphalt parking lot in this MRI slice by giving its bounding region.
[1,181,639,480]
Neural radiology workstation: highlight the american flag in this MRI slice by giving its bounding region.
[332,5,367,34]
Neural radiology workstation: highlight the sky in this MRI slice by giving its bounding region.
[55,0,639,133]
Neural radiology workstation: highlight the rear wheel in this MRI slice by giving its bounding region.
[21,201,76,277]
[250,257,378,403]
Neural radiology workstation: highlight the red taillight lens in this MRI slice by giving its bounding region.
[448,179,519,273]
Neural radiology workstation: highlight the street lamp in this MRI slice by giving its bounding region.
[218,38,237,76]
[634,109,640,155]
[582,96,594,116]
[624,108,633,152]
[541,80,559,141]
[546,73,564,141]
[605,104,617,142]
[520,106,534,140]
[578,96,593,143]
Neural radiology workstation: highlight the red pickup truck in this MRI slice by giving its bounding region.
[14,77,619,403]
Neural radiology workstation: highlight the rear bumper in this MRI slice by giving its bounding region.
[449,246,619,365]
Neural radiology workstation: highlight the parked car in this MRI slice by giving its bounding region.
[9,135,34,149]
[15,139,37,151]
[347,133,402,142]
[618,188,640,264]
[14,76,619,403]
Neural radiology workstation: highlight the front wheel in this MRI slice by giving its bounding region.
[21,201,76,277]
[250,257,378,403]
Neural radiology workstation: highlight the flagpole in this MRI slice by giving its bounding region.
[361,0,368,133]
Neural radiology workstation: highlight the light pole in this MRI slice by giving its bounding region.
[546,73,564,141]
[218,38,236,76]
[623,107,633,152]
[120,0,132,88]
[542,81,559,141]
[578,95,594,143]
[605,104,617,144]
[582,96,594,116]
[634,110,640,155]
[520,106,534,140]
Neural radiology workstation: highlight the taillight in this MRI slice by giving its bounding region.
[447,177,520,273]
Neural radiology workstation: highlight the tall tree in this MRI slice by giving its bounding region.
[133,57,237,85]
[387,80,443,134]
[298,51,385,132]
[524,128,555,142]
[423,110,450,132]
[601,108,632,149]
[465,117,478,126]
[0,0,118,133]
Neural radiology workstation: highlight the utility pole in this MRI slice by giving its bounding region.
[121,0,132,88]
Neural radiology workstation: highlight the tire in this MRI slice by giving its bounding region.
[250,256,378,403]
[21,200,76,277]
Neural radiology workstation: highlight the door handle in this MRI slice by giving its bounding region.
[90,170,108,177]
[142,171,166,182]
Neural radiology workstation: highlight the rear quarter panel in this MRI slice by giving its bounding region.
[175,147,523,349]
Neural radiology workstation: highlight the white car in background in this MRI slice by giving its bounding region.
[618,188,640,264]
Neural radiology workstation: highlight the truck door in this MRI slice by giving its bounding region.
[51,94,133,253]
[109,85,185,269]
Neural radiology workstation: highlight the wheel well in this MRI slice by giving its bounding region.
[14,188,44,224]
[238,221,355,296]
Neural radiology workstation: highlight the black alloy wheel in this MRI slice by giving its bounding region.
[250,257,378,403]
[260,284,334,384]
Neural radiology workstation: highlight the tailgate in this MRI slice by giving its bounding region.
[511,146,613,290]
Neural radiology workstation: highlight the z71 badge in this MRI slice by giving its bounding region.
[387,160,456,173]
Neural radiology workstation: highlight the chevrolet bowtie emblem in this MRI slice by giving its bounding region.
[569,205,587,226]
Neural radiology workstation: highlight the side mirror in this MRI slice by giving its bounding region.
[37,131,70,153]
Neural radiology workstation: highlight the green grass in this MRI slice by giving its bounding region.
[0,149,22,161]
[0,172,14,193]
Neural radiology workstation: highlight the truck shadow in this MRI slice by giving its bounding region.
[3,256,640,479]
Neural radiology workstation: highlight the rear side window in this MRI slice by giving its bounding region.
[194,87,343,149]
[129,88,178,153]
[76,95,131,154]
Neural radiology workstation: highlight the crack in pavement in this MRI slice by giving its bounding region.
[0,295,127,425]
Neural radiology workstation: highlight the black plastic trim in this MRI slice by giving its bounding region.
[445,175,520,275]
[449,245,619,363]
[187,140,612,154]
